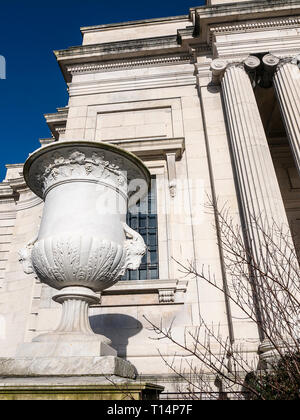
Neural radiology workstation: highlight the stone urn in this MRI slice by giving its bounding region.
[14,141,150,377]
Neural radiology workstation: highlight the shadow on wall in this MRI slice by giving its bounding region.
[90,313,143,358]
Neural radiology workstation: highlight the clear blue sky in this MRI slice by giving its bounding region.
[0,0,206,181]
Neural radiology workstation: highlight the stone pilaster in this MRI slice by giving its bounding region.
[273,56,300,176]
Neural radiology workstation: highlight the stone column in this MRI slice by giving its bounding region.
[221,60,290,238]
[273,55,300,176]
[211,58,292,342]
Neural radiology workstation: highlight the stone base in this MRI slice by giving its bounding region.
[16,340,117,359]
[0,356,136,379]
[0,376,164,400]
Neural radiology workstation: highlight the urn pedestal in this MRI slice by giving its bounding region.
[0,141,151,381]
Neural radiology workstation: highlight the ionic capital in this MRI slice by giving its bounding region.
[209,53,300,86]
[210,59,245,85]
[291,54,300,67]
[262,54,280,73]
[210,58,227,84]
[244,55,261,72]
[276,54,300,72]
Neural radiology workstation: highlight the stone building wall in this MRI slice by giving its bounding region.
[1,0,300,393]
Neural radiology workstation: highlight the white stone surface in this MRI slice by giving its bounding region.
[1,0,300,393]
[0,356,136,379]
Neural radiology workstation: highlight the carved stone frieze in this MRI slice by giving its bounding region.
[33,148,128,198]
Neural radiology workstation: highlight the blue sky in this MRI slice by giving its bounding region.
[0,0,205,181]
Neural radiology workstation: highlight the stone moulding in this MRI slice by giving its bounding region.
[209,16,300,36]
[192,0,300,47]
[67,54,192,75]
[55,35,180,59]
[68,70,196,96]
[100,279,188,307]
[44,107,68,140]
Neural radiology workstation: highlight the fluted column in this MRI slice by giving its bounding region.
[221,62,290,236]
[273,56,300,176]
[212,60,292,342]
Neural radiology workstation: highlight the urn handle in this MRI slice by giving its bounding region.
[19,233,38,275]
[123,222,147,270]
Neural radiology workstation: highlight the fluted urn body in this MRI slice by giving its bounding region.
[19,141,150,356]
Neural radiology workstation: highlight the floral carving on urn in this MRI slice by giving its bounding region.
[20,141,150,349]
[31,235,128,291]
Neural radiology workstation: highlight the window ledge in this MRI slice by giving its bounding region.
[97,279,188,307]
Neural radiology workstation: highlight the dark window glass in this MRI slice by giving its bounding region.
[122,176,159,281]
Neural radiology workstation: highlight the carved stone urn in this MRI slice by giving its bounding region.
[13,141,150,377]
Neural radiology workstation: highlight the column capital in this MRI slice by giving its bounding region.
[210,58,245,85]
[262,54,280,73]
[276,54,300,72]
[210,54,300,87]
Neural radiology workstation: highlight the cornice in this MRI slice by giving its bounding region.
[55,36,179,60]
[67,53,193,76]
[0,184,15,200]
[55,35,205,83]
[210,16,300,37]
[44,109,68,123]
[39,138,56,147]
[209,16,300,50]
[80,15,189,34]
[0,183,42,210]
[193,0,300,43]
[44,108,68,140]
[0,164,35,206]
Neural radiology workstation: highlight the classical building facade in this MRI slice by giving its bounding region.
[1,0,300,396]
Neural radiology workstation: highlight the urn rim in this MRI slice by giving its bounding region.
[24,140,151,199]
